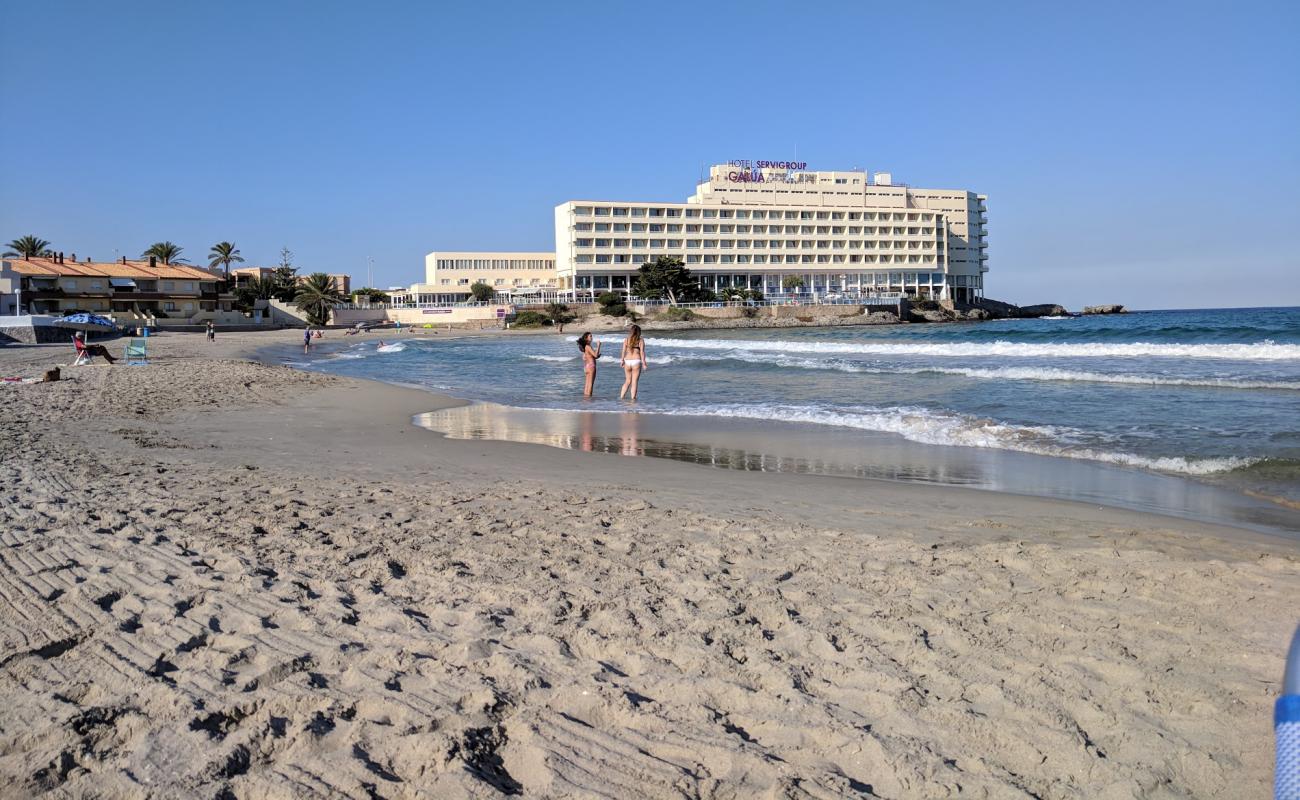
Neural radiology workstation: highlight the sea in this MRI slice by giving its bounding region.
[293,307,1300,535]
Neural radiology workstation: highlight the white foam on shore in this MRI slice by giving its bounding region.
[648,337,1300,361]
[527,355,577,362]
[666,351,1300,390]
[670,403,1257,475]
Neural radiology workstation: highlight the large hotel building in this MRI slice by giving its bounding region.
[405,163,987,304]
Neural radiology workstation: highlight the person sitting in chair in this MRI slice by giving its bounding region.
[73,331,117,365]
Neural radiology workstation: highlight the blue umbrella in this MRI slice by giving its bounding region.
[53,312,117,332]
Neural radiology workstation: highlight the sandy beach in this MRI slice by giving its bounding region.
[1,329,1296,799]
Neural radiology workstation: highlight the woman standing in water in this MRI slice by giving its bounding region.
[619,324,647,401]
[577,332,601,398]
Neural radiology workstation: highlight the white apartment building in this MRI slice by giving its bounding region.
[554,163,988,302]
[396,251,558,304]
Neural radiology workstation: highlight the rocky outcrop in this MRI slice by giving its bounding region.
[1082,304,1126,315]
[1019,304,1069,317]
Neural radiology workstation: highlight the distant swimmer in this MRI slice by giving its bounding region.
[619,323,647,401]
[577,332,601,398]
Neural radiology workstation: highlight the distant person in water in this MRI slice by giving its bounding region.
[619,324,647,401]
[577,332,601,397]
[303,327,312,353]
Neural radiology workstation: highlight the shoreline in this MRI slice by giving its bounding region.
[2,329,1297,797]
[275,330,1300,540]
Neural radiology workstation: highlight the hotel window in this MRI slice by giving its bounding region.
[785,240,798,248]
[667,240,681,247]
[702,240,716,249]
[801,255,813,263]
[703,255,717,263]
[576,255,593,264]
[162,282,174,290]
[165,302,177,311]
[720,255,734,264]
[832,212,845,220]
[719,225,733,233]
[719,240,732,249]
[631,208,645,217]
[703,209,717,218]
[614,239,629,247]
[631,224,646,232]
[494,279,505,285]
[736,225,749,233]
[595,255,611,264]
[613,207,628,216]
[613,223,629,231]
[685,209,700,218]
[576,239,592,247]
[718,210,732,218]
[649,208,664,217]
[753,255,767,263]
[784,211,797,219]
[594,207,610,216]
[816,212,829,220]
[666,209,680,217]
[686,255,701,264]
[736,240,750,249]
[686,225,700,233]
[632,254,647,262]
[737,255,750,263]
[687,240,700,248]
[595,239,610,246]
[648,224,663,232]
[650,239,664,248]
[668,224,682,232]
[799,211,812,220]
[801,242,814,250]
[703,225,717,233]
[574,206,592,215]
[785,255,799,264]
[735,210,749,219]
[752,210,766,219]
[440,279,450,285]
[816,226,828,234]
[800,226,813,235]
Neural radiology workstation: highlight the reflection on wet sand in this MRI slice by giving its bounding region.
[413,402,1300,536]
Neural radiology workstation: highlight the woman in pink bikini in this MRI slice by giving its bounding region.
[577,332,601,397]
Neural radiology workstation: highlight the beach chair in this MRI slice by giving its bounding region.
[71,336,92,366]
[124,338,149,366]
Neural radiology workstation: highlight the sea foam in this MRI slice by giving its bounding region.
[648,337,1300,361]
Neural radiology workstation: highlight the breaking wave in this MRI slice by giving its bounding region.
[648,337,1300,361]
[664,351,1300,390]
[670,403,1257,475]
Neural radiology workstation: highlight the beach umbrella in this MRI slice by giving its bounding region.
[53,312,117,332]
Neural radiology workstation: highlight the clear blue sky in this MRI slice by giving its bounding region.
[2,0,1297,308]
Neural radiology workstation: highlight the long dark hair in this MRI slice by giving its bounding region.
[576,332,591,352]
[626,324,642,352]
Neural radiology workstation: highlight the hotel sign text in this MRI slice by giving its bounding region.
[724,159,814,184]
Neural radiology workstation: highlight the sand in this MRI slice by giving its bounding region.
[1,330,1296,799]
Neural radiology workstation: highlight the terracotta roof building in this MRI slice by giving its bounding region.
[1,252,234,321]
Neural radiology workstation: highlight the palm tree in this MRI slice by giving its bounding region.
[246,275,276,300]
[4,235,52,258]
[207,241,244,281]
[141,241,187,264]
[294,272,344,326]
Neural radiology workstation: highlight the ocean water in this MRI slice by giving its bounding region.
[295,307,1300,532]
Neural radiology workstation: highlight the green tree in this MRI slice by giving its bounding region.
[294,272,344,326]
[634,256,706,305]
[233,275,277,311]
[4,235,52,258]
[350,287,390,304]
[545,302,574,326]
[141,241,187,264]
[207,241,244,282]
[782,275,806,292]
[469,282,494,302]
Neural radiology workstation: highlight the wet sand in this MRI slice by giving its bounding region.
[1,329,1296,798]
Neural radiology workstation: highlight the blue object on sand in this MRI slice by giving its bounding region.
[1278,624,1300,799]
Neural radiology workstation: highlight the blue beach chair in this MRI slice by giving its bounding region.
[124,338,149,366]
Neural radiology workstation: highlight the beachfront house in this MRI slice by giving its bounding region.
[2,253,235,326]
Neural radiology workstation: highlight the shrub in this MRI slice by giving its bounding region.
[659,306,695,322]
[512,310,548,327]
[601,303,627,317]
[469,282,494,302]
[595,291,621,307]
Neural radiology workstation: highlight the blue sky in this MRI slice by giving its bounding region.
[2,0,1296,308]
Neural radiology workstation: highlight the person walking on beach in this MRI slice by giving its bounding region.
[206,321,215,343]
[577,332,601,398]
[303,327,312,354]
[619,324,647,401]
